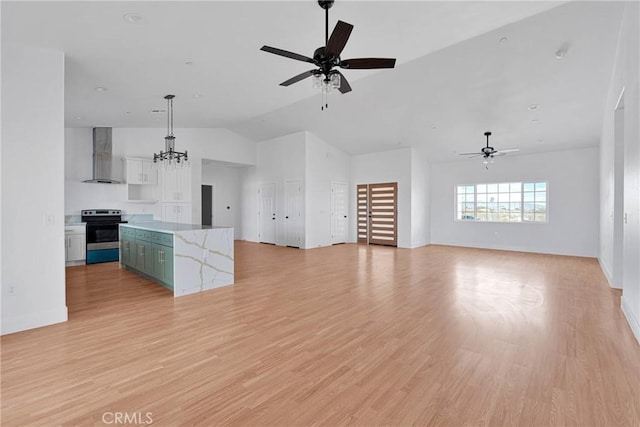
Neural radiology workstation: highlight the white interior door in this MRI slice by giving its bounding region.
[284,180,302,248]
[259,183,276,244]
[331,182,348,244]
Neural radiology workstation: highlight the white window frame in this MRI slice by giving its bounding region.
[455,181,549,223]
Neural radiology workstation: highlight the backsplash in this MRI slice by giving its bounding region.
[123,213,154,223]
[65,215,83,224]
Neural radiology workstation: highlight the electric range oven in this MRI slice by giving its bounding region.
[81,209,127,264]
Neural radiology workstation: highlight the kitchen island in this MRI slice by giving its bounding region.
[119,222,234,297]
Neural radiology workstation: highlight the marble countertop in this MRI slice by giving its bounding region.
[122,221,232,233]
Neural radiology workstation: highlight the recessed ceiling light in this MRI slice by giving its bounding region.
[555,48,568,59]
[95,87,107,92]
[531,119,540,124]
[125,111,132,115]
[185,61,194,66]
[193,93,203,99]
[499,37,508,45]
[123,13,143,24]
[537,138,544,143]
[74,116,81,120]
[528,104,539,111]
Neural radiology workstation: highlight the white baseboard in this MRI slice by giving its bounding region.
[598,258,622,289]
[621,296,640,345]
[1,306,68,336]
[429,240,596,258]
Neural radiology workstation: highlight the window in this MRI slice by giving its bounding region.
[456,181,547,223]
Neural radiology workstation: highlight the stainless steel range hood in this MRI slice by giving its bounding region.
[83,127,120,184]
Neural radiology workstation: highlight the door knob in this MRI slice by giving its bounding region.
[344,215,347,218]
[285,216,289,219]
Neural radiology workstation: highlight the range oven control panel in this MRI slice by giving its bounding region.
[81,209,122,216]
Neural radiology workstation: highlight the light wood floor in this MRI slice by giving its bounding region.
[2,242,639,426]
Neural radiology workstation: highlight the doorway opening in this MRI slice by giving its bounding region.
[201,184,215,227]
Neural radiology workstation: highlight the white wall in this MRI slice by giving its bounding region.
[240,166,258,242]
[1,43,67,334]
[600,2,640,343]
[65,127,137,215]
[350,148,413,248]
[431,147,600,257]
[305,132,350,249]
[243,131,350,249]
[411,147,431,248]
[201,163,244,239]
[65,127,256,222]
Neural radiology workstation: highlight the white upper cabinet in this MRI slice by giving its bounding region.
[161,202,192,224]
[123,158,158,203]
[125,158,157,185]
[161,164,191,202]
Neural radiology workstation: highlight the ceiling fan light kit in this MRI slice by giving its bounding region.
[458,131,520,169]
[260,0,396,109]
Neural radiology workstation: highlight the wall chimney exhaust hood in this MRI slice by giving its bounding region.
[83,127,120,184]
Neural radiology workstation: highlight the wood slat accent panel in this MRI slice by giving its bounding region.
[357,184,368,243]
[368,182,397,247]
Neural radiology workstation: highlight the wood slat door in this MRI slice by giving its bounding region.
[357,184,368,243]
[368,183,397,246]
[357,182,398,246]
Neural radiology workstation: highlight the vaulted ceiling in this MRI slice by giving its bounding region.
[2,1,624,162]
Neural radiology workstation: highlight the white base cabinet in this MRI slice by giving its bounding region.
[65,226,86,264]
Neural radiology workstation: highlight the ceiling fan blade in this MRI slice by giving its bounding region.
[280,70,317,87]
[497,148,520,153]
[325,20,354,57]
[260,46,315,64]
[457,152,481,156]
[341,58,396,69]
[466,154,484,159]
[336,71,352,94]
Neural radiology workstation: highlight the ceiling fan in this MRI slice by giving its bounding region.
[260,0,396,96]
[458,132,519,166]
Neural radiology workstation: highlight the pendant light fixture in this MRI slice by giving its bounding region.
[153,94,188,165]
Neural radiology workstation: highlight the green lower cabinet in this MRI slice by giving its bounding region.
[120,227,174,291]
[135,240,153,276]
[152,243,174,289]
[121,236,134,267]
[164,246,174,288]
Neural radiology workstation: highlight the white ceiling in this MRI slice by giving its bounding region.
[2,1,623,162]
